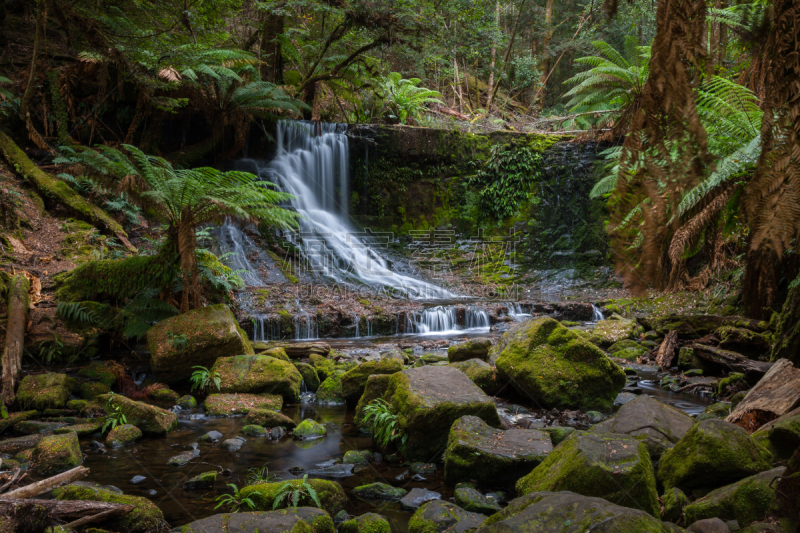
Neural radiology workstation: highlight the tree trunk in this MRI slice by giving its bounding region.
[537,0,554,111]
[486,0,499,110]
[301,81,317,120]
[260,12,284,84]
[691,343,773,376]
[0,131,136,252]
[487,0,527,111]
[1,275,29,405]
[771,275,800,367]
[655,330,679,369]
[19,0,49,151]
[0,498,134,521]
[454,56,463,113]
[726,358,800,432]
[0,0,6,47]
[176,215,199,314]
[1,466,88,499]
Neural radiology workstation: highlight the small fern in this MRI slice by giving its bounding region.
[57,302,100,326]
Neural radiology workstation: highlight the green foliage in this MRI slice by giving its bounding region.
[190,366,221,393]
[246,465,279,485]
[215,484,257,513]
[362,398,407,449]
[467,145,543,220]
[0,76,18,118]
[379,73,444,125]
[272,475,321,510]
[56,302,101,325]
[102,394,128,433]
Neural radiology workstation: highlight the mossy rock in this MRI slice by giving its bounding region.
[106,424,142,447]
[147,304,254,384]
[204,393,283,416]
[0,434,42,455]
[478,491,678,532]
[14,448,34,462]
[590,395,695,459]
[408,500,486,533]
[450,359,498,393]
[294,419,326,440]
[448,338,492,363]
[149,387,179,402]
[339,513,390,533]
[444,415,552,487]
[80,381,111,400]
[662,487,689,523]
[316,371,346,404]
[385,365,502,462]
[492,318,626,410]
[54,483,165,533]
[354,374,392,428]
[77,361,117,388]
[541,427,578,447]
[31,431,82,476]
[352,482,407,501]
[239,479,346,515]
[607,339,643,353]
[455,487,501,515]
[54,421,104,437]
[716,326,772,359]
[343,450,372,464]
[0,459,20,471]
[17,373,75,410]
[178,508,334,533]
[0,410,37,434]
[242,424,267,437]
[212,354,303,403]
[244,408,296,429]
[516,432,660,517]
[591,315,639,346]
[183,470,217,490]
[261,347,290,361]
[14,420,68,435]
[176,395,197,409]
[683,466,785,526]
[309,353,335,381]
[752,409,800,461]
[657,418,773,492]
[613,346,649,361]
[293,363,320,392]
[340,358,403,401]
[67,400,88,411]
[96,394,177,435]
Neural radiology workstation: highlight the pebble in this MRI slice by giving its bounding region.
[221,437,246,452]
[130,476,146,484]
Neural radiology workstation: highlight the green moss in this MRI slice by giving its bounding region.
[294,419,326,439]
[316,371,346,404]
[352,483,407,501]
[293,363,320,392]
[262,347,290,361]
[245,408,296,428]
[31,432,82,476]
[309,353,335,381]
[80,381,111,400]
[77,361,117,388]
[242,424,267,436]
[176,395,197,409]
[183,470,217,490]
[515,432,660,517]
[239,478,346,515]
[17,373,73,410]
[97,393,177,435]
[449,359,497,392]
[106,424,142,447]
[149,387,179,402]
[661,487,688,522]
[204,393,283,416]
[212,354,302,402]
[54,484,165,532]
[339,513,390,533]
[354,374,392,428]
[54,421,104,437]
[343,450,372,464]
[717,372,746,397]
[752,413,800,461]
[340,359,403,400]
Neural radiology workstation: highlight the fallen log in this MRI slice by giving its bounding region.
[0,466,89,499]
[656,330,679,369]
[726,359,800,433]
[61,506,132,530]
[641,315,768,338]
[1,274,30,405]
[690,344,773,376]
[0,130,136,252]
[0,498,133,521]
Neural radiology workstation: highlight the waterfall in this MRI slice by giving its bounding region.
[499,301,531,322]
[255,120,454,300]
[591,305,604,322]
[405,306,490,334]
[215,223,265,286]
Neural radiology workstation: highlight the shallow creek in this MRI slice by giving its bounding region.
[56,330,710,532]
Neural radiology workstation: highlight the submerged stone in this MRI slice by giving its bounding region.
[147,304,253,384]
[183,470,217,490]
[444,415,552,486]
[167,448,199,466]
[343,450,372,464]
[492,318,626,410]
[384,365,502,462]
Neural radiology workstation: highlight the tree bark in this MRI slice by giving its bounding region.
[0,131,136,252]
[655,330,679,369]
[726,358,800,432]
[691,343,773,376]
[176,215,199,314]
[486,0,527,111]
[260,12,284,84]
[537,0,554,111]
[486,0,499,110]
[0,498,133,521]
[1,275,30,406]
[1,466,89,499]
[19,0,49,151]
[771,275,800,367]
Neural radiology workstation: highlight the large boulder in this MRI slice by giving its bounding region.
[475,491,680,532]
[590,315,639,347]
[658,418,773,491]
[178,508,334,533]
[17,373,76,410]
[340,358,403,401]
[204,393,282,416]
[239,479,346,515]
[147,304,254,384]
[293,363,320,392]
[212,354,303,403]
[444,415,552,486]
[515,432,660,517]
[590,395,695,459]
[31,431,82,476]
[450,359,498,393]
[384,365,503,462]
[752,407,800,461]
[97,393,177,435]
[409,501,487,533]
[491,318,626,410]
[683,467,786,526]
[448,338,492,363]
[354,374,392,428]
[54,482,165,533]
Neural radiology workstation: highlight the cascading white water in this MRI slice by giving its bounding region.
[215,223,265,287]
[262,120,453,300]
[499,301,531,322]
[405,306,490,335]
[591,305,604,322]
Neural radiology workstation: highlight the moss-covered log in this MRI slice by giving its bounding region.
[1,274,30,405]
[0,130,136,252]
